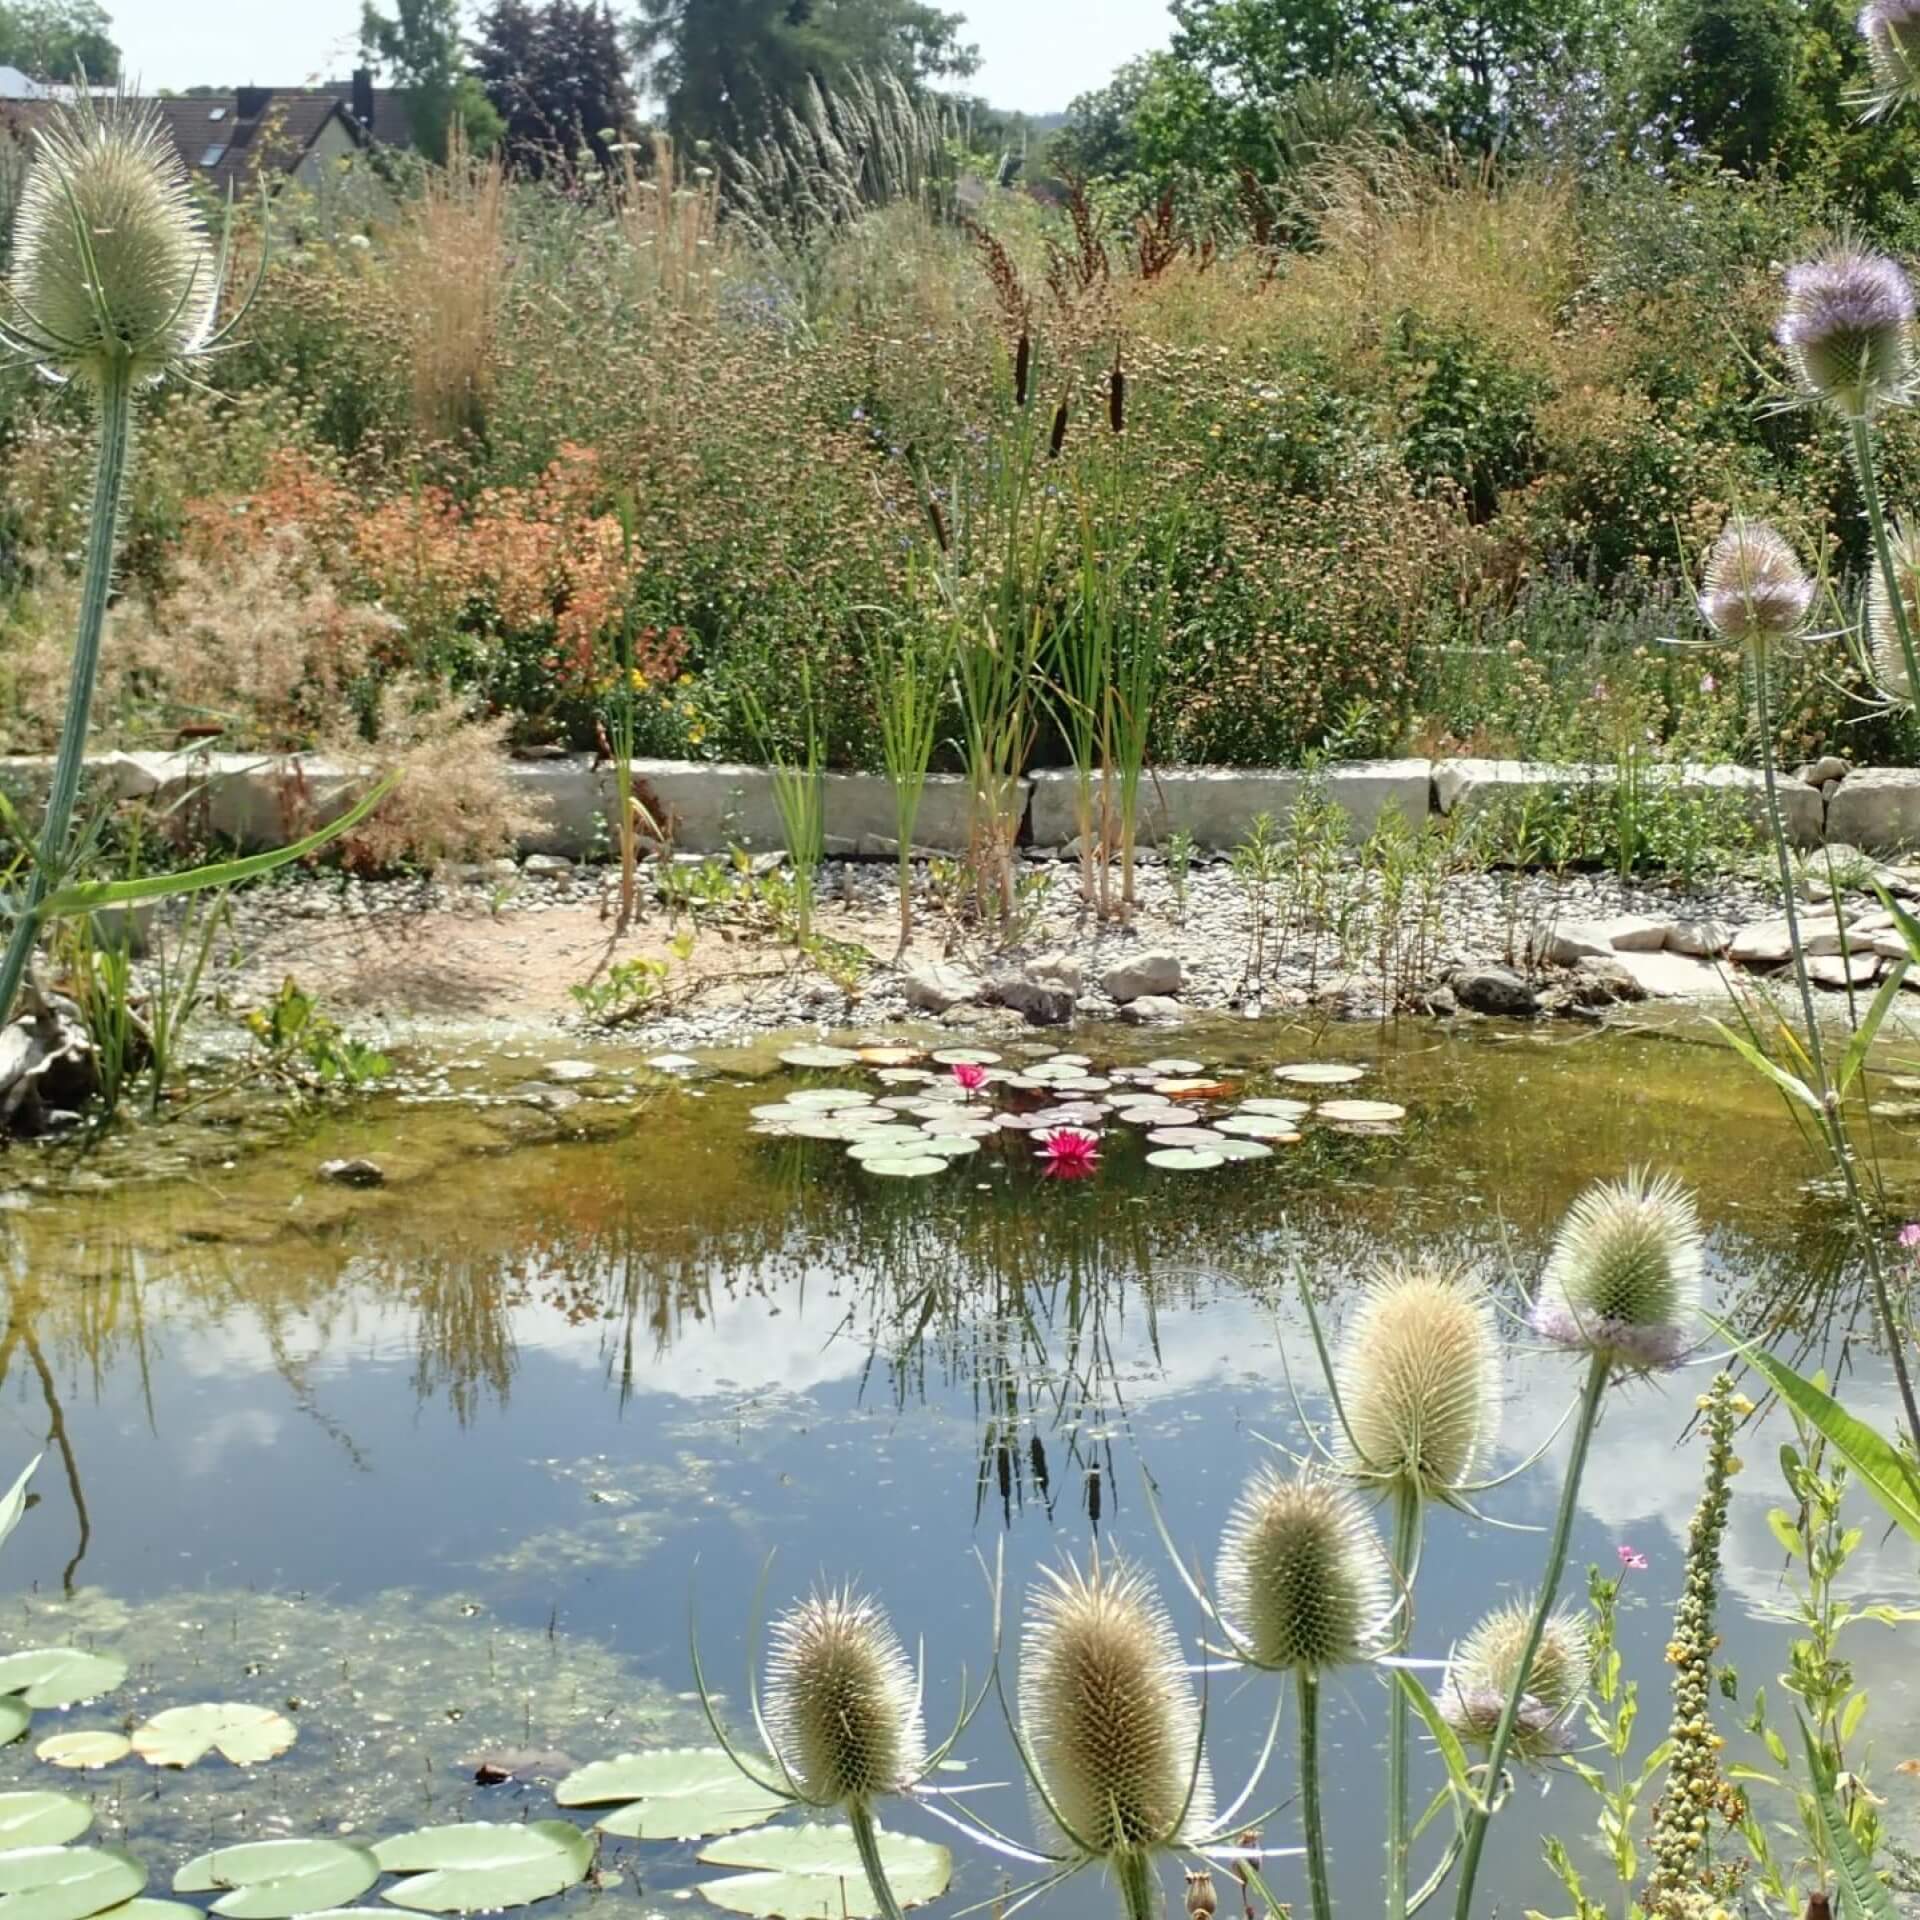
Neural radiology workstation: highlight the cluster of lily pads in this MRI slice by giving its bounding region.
[749,1044,1408,1178]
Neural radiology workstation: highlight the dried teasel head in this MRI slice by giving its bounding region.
[1336,1259,1502,1499]
[1696,519,1813,655]
[1777,246,1916,417]
[764,1584,926,1808]
[1441,1599,1592,1761]
[1019,1552,1214,1859]
[1532,1168,1704,1373]
[1216,1468,1389,1672]
[3,96,223,389]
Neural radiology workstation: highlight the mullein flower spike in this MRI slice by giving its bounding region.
[1696,519,1813,655]
[1531,1168,1705,1373]
[1335,1261,1503,1500]
[1776,247,1916,418]
[2,96,222,387]
[1441,1600,1593,1761]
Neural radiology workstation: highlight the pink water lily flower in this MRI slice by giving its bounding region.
[1037,1128,1101,1179]
[951,1061,988,1098]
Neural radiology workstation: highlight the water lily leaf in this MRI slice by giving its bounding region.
[859,1156,946,1178]
[928,1049,999,1065]
[1315,1100,1407,1124]
[778,1047,858,1069]
[131,1704,295,1768]
[1146,1127,1222,1147]
[749,1104,809,1123]
[373,1821,592,1913]
[33,1734,130,1773]
[784,1090,872,1110]
[1209,1139,1273,1162]
[855,1047,923,1067]
[99,1902,206,1920]
[0,1794,92,1849]
[1144,1058,1205,1075]
[176,1842,380,1920]
[0,1458,39,1555]
[1237,1098,1311,1119]
[0,1652,127,1710]
[697,1822,950,1919]
[0,1847,146,1920]
[558,1750,787,1840]
[917,1135,980,1157]
[1275,1063,1365,1085]
[1146,1148,1224,1170]
[0,1702,30,1747]
[1215,1116,1302,1142]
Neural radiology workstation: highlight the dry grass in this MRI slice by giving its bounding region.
[613,134,721,315]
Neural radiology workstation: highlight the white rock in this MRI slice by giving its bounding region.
[904,962,983,1014]
[1028,951,1085,994]
[1610,950,1728,998]
[1667,919,1731,956]
[1101,951,1184,1002]
[1118,994,1185,1025]
[1539,920,1614,964]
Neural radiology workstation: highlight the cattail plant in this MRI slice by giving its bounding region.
[696,1581,969,1920]
[1214,1470,1391,1920]
[0,97,241,1025]
[1451,1172,1702,1920]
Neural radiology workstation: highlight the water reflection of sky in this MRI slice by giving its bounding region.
[4,1024,1919,1918]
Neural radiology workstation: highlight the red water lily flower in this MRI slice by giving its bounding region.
[951,1061,988,1098]
[1037,1128,1101,1179]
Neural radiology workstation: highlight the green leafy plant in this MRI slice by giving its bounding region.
[241,978,390,1093]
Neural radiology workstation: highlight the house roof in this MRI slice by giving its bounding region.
[0,89,366,191]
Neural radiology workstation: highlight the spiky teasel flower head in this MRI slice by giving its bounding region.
[1869,515,1920,699]
[1335,1259,1502,1501]
[1858,0,1920,117]
[1441,1599,1592,1761]
[1532,1169,1704,1373]
[3,97,223,389]
[1697,519,1813,655]
[1216,1467,1390,1672]
[1776,246,1916,418]
[764,1584,926,1808]
[1019,1552,1214,1859]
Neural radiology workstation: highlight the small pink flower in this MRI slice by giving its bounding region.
[1700,672,1718,694]
[1900,1222,1920,1251]
[1037,1128,1101,1179]
[1617,1544,1648,1571]
[951,1061,988,1097]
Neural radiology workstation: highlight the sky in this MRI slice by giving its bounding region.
[103,0,1173,116]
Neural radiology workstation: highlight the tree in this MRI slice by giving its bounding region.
[631,0,978,150]
[360,0,503,159]
[472,0,636,171]
[0,0,118,84]
[1050,50,1270,181]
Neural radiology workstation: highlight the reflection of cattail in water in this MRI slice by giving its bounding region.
[1015,332,1031,407]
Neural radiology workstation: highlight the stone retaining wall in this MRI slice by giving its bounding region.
[5,748,1919,859]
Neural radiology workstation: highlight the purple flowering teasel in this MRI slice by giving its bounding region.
[1776,247,1916,417]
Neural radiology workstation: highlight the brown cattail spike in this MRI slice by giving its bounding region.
[1049,399,1069,459]
[925,496,949,553]
[1014,332,1031,407]
[1109,355,1125,433]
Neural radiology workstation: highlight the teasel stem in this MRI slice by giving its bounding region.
[0,357,134,1025]
[1849,414,1920,709]
[1115,1846,1160,1920]
[847,1800,907,1920]
[1450,1350,1609,1920]
[1384,1484,1423,1920]
[1297,1669,1332,1920]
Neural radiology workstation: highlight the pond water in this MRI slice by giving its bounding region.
[1,1018,1916,1920]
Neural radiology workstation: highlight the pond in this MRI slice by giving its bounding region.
[0,1017,1914,1920]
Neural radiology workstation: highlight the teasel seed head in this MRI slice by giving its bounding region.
[1019,1552,1214,1859]
[1216,1467,1390,1672]
[1858,0,1920,116]
[1869,514,1920,698]
[1777,247,1915,417]
[1532,1168,1704,1372]
[4,96,221,389]
[1442,1599,1592,1761]
[1336,1259,1502,1499]
[1697,518,1813,655]
[764,1584,926,1808]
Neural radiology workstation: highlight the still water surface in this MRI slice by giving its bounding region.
[1,1019,1915,1918]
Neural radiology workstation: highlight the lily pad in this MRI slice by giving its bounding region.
[557,1749,788,1841]
[99,1903,204,1920]
[1315,1099,1407,1123]
[871,1068,933,1085]
[1146,1148,1225,1170]
[0,1652,126,1711]
[844,1133,929,1160]
[0,1794,91,1850]
[130,1704,295,1769]
[855,1047,923,1067]
[373,1822,592,1913]
[0,1703,29,1748]
[1216,1115,1302,1141]
[784,1119,868,1142]
[1145,1058,1205,1075]
[784,1089,873,1110]
[0,1848,145,1920]
[859,1156,947,1178]
[32,1734,129,1773]
[928,1049,999,1065]
[1209,1139,1274,1162]
[778,1047,859,1069]
[176,1841,381,1920]
[1275,1062,1366,1085]
[1237,1098,1312,1119]
[917,1135,981,1157]
[697,1823,951,1920]
[1145,1127,1223,1147]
